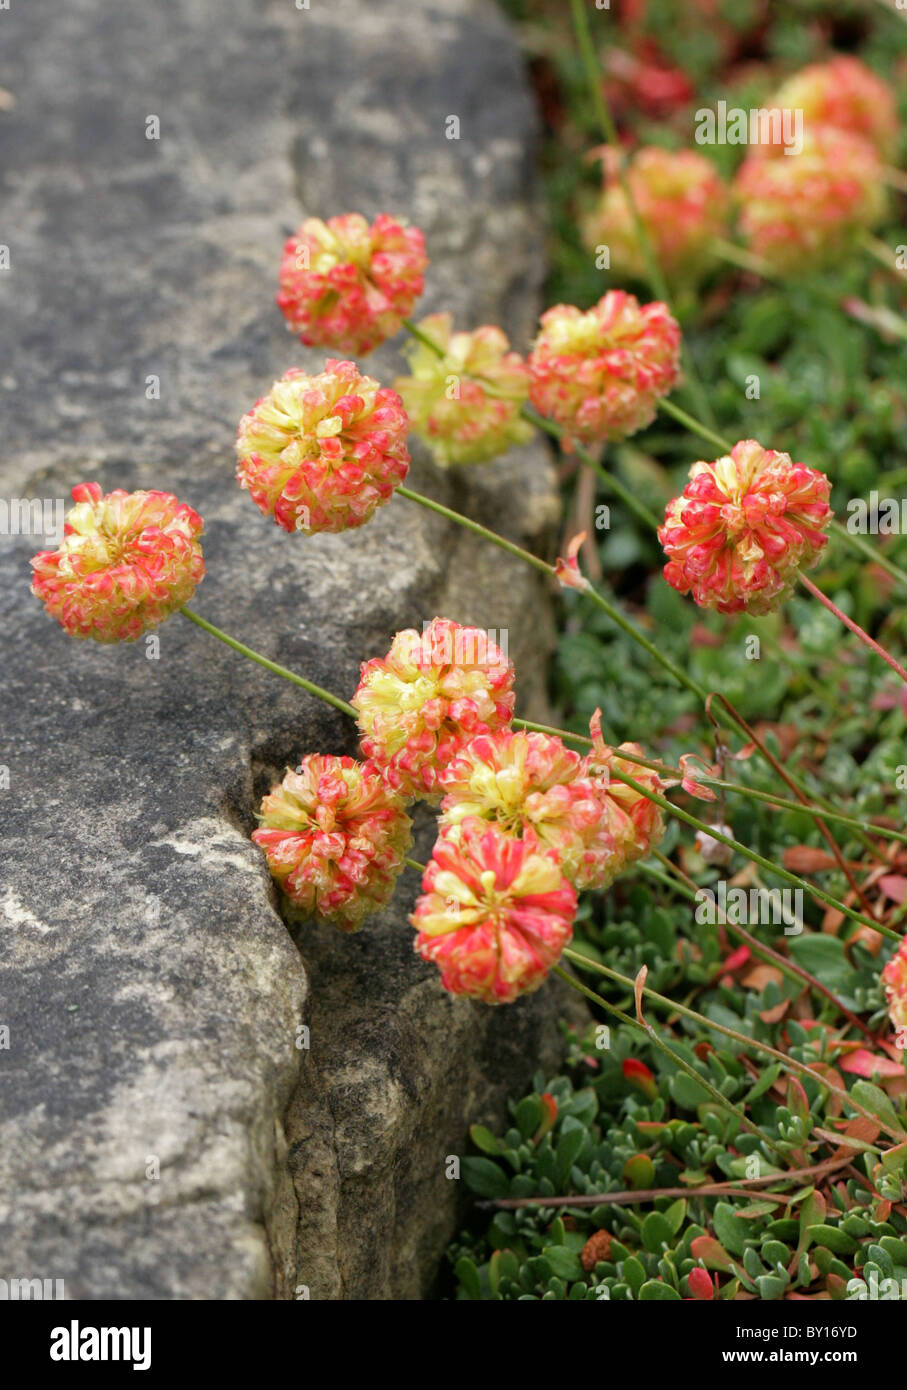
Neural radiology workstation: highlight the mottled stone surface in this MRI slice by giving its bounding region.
[0,0,575,1299]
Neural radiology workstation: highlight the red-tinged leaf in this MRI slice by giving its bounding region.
[786,1076,811,1125]
[783,846,838,873]
[623,1153,656,1189]
[840,1049,905,1079]
[741,963,784,991]
[623,1056,658,1100]
[879,875,907,904]
[690,1235,735,1272]
[821,906,846,934]
[679,752,719,801]
[532,1092,557,1144]
[634,965,647,1026]
[812,1127,880,1153]
[688,1267,715,1299]
[718,945,750,975]
[846,925,884,956]
[736,1200,783,1218]
[690,623,723,648]
[760,1000,790,1024]
[554,532,591,593]
[844,1116,882,1145]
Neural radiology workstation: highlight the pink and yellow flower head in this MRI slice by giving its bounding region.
[734,128,886,275]
[236,361,410,535]
[583,146,730,284]
[30,482,204,643]
[882,940,907,1038]
[658,439,832,615]
[528,291,682,450]
[769,57,898,160]
[393,313,533,467]
[411,817,576,1004]
[252,754,412,933]
[581,712,665,887]
[352,617,515,800]
[438,728,614,891]
[277,212,428,356]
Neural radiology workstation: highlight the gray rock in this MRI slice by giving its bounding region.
[0,0,579,1299]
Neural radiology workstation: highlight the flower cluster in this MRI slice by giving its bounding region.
[31,483,205,643]
[277,212,427,355]
[394,313,533,467]
[235,361,410,534]
[583,146,730,284]
[411,818,576,1004]
[584,712,666,887]
[352,617,515,798]
[883,940,907,1038]
[528,291,682,450]
[253,755,412,932]
[769,56,898,159]
[659,439,833,615]
[438,727,615,890]
[734,128,886,274]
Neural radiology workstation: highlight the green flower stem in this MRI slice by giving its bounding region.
[179,607,356,717]
[396,484,697,693]
[551,964,779,1156]
[612,765,898,941]
[657,397,733,454]
[567,0,717,430]
[711,237,779,280]
[396,484,552,577]
[859,229,907,276]
[830,519,907,594]
[559,948,905,1144]
[524,408,663,532]
[799,572,907,684]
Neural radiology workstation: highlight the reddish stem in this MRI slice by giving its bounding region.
[799,573,907,685]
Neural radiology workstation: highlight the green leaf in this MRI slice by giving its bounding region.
[543,1245,584,1281]
[514,1096,542,1141]
[461,1156,509,1199]
[850,1081,905,1135]
[555,1122,587,1185]
[622,1255,647,1295]
[787,935,855,993]
[663,1198,687,1235]
[639,1280,681,1300]
[805,1224,858,1255]
[641,1211,675,1253]
[669,1071,712,1110]
[713,1202,747,1257]
[455,1256,482,1300]
[469,1124,505,1156]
